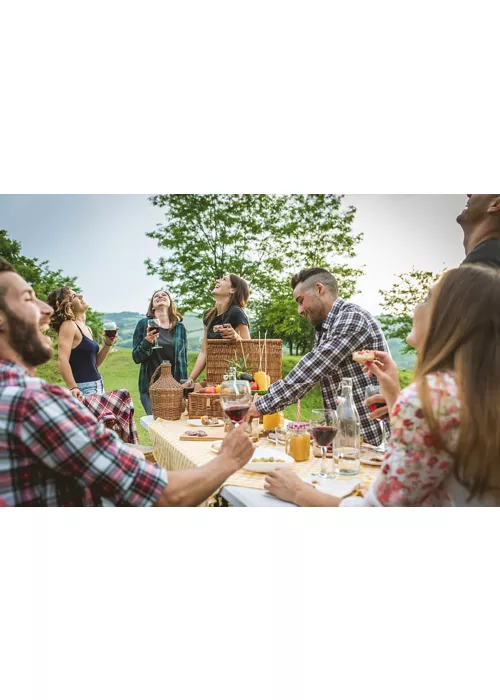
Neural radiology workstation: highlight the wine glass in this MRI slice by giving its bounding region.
[103,321,119,353]
[364,384,387,452]
[310,408,339,479]
[148,318,162,350]
[219,379,252,426]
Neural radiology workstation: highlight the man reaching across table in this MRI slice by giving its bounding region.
[245,268,391,446]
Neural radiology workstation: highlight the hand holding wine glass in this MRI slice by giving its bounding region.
[362,350,401,412]
[219,379,252,426]
[147,318,162,350]
[103,321,119,346]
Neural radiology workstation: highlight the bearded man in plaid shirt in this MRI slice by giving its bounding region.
[0,259,253,507]
[246,268,391,446]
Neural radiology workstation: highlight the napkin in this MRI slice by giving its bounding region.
[303,476,361,499]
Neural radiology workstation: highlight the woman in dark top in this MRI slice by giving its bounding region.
[184,273,250,388]
[47,287,117,400]
[132,289,188,415]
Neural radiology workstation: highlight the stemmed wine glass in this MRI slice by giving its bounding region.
[148,318,162,351]
[219,379,252,427]
[364,384,387,452]
[103,321,119,353]
[310,408,339,479]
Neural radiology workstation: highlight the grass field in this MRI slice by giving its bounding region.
[37,349,414,446]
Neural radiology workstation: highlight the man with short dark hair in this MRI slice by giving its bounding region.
[457,194,500,267]
[246,267,391,446]
[0,258,254,506]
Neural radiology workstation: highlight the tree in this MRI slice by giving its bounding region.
[0,230,103,338]
[379,268,443,354]
[145,195,364,319]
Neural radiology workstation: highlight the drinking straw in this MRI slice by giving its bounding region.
[264,331,268,380]
[258,332,262,371]
[297,399,301,422]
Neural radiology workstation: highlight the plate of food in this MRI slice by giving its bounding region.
[243,447,294,474]
[188,417,225,428]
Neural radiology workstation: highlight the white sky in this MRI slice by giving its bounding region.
[0,194,467,315]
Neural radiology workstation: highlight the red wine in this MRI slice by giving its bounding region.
[183,386,195,399]
[312,426,338,447]
[369,403,386,412]
[104,330,117,338]
[225,405,249,423]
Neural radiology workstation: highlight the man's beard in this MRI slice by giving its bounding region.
[3,306,53,367]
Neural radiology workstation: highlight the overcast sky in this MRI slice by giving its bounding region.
[0,194,467,316]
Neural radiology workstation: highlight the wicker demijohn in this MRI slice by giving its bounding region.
[149,362,184,420]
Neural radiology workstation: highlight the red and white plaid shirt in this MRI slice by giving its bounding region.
[0,360,167,507]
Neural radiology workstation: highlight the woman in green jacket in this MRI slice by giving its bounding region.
[133,289,188,415]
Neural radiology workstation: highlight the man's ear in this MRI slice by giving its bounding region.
[487,196,500,214]
[316,282,325,296]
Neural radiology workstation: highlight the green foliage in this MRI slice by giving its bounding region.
[0,229,103,338]
[379,268,442,355]
[145,195,364,318]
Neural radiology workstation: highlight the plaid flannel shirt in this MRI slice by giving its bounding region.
[256,298,391,446]
[82,389,139,444]
[0,360,168,507]
[132,318,188,395]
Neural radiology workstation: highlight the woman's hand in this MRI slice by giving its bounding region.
[363,350,401,413]
[180,378,195,389]
[103,329,119,347]
[145,327,160,344]
[264,470,310,504]
[220,324,239,341]
[70,387,84,402]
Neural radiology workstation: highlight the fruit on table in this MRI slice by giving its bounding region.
[239,373,254,382]
[250,381,258,391]
[205,386,216,394]
[215,385,221,393]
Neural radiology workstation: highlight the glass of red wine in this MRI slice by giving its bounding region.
[310,408,339,479]
[364,384,387,451]
[103,321,118,339]
[219,379,252,427]
[148,318,162,350]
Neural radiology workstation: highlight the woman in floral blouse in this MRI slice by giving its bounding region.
[265,264,500,507]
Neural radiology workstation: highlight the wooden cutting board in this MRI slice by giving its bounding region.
[180,431,226,442]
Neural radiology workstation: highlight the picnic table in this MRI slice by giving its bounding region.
[141,416,381,507]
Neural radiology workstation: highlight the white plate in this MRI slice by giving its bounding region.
[210,441,224,454]
[188,418,224,428]
[243,447,294,473]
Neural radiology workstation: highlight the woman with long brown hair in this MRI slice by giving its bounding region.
[47,287,118,400]
[183,273,251,388]
[264,264,500,506]
[132,289,187,415]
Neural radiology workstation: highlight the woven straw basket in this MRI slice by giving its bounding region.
[149,362,184,420]
[206,339,283,384]
[188,387,224,420]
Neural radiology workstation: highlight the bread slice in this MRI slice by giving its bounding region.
[352,350,375,364]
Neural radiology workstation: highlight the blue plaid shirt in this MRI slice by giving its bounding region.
[256,298,391,446]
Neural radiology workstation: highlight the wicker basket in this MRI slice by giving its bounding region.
[188,386,224,419]
[206,339,283,384]
[149,362,184,420]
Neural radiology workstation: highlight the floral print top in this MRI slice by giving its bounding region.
[342,371,461,507]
